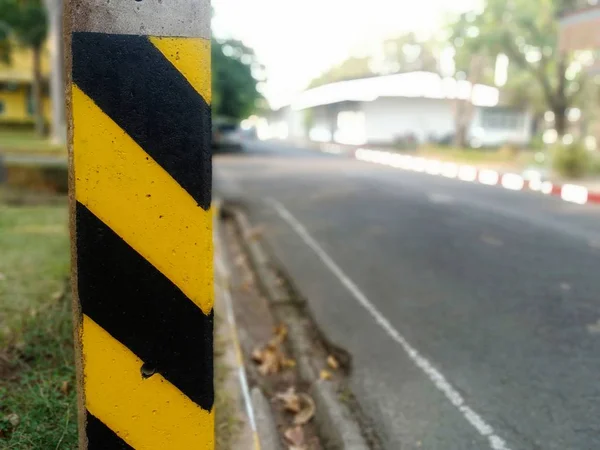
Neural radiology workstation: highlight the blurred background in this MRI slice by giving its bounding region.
[3,0,600,449]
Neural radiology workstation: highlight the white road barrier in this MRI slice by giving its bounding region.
[352,147,597,206]
[501,173,525,191]
[478,169,500,186]
[561,184,588,205]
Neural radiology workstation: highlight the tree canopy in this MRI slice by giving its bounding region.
[212,38,263,121]
[450,0,592,135]
[0,0,47,54]
[0,0,48,135]
[308,33,442,89]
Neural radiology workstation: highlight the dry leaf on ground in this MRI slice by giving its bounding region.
[284,426,305,446]
[234,254,246,267]
[319,369,332,380]
[246,226,264,241]
[4,413,20,427]
[60,380,70,395]
[257,348,280,376]
[0,273,6,281]
[275,386,301,413]
[240,276,254,293]
[327,355,339,370]
[282,358,296,368]
[294,393,316,425]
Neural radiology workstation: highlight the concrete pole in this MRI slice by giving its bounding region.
[44,0,66,145]
[64,1,213,448]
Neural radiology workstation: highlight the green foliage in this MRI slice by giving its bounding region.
[0,0,48,53]
[552,141,590,178]
[308,32,441,88]
[212,38,262,121]
[450,0,589,134]
[309,56,371,88]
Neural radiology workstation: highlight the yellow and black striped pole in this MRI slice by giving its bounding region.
[65,1,213,448]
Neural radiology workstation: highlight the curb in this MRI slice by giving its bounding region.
[213,201,265,450]
[353,147,600,206]
[251,388,283,450]
[229,208,371,450]
[295,138,600,206]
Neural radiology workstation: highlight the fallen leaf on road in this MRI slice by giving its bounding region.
[240,276,254,293]
[246,226,264,241]
[294,393,316,425]
[257,348,280,376]
[251,347,264,363]
[327,355,339,370]
[284,426,305,446]
[276,386,301,413]
[282,358,296,368]
[320,369,332,380]
[267,324,288,349]
[234,254,246,267]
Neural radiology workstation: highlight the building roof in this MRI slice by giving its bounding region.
[289,71,499,111]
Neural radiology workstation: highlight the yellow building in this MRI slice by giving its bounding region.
[0,43,51,126]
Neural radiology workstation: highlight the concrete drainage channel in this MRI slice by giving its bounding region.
[217,203,381,450]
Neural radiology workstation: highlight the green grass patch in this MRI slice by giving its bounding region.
[0,200,76,449]
[416,145,537,169]
[0,131,65,155]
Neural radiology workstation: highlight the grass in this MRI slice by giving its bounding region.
[0,195,238,448]
[0,198,76,449]
[416,145,538,169]
[0,130,66,155]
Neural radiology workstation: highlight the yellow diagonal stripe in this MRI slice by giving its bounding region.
[150,36,211,104]
[82,315,214,449]
[73,85,213,314]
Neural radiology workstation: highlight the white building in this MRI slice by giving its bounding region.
[271,72,532,148]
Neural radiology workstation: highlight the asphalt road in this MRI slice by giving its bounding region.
[214,140,600,450]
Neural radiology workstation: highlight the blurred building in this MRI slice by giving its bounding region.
[559,3,600,57]
[0,44,51,127]
[271,72,532,148]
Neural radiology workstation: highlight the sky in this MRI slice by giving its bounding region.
[212,0,479,107]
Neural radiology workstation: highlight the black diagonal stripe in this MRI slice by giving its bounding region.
[86,411,134,450]
[72,32,211,210]
[76,202,214,410]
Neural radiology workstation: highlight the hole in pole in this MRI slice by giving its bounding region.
[141,363,156,379]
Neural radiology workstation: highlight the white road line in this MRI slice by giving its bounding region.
[267,198,511,450]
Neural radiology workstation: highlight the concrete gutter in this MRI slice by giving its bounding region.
[229,207,371,450]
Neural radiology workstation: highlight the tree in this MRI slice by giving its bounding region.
[43,0,66,144]
[308,33,443,89]
[450,0,589,137]
[309,56,372,88]
[212,38,262,121]
[0,0,48,136]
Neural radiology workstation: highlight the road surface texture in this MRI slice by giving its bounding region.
[214,140,600,450]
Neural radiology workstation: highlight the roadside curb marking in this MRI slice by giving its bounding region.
[354,148,599,206]
[213,200,262,450]
[69,31,213,447]
[268,198,511,450]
